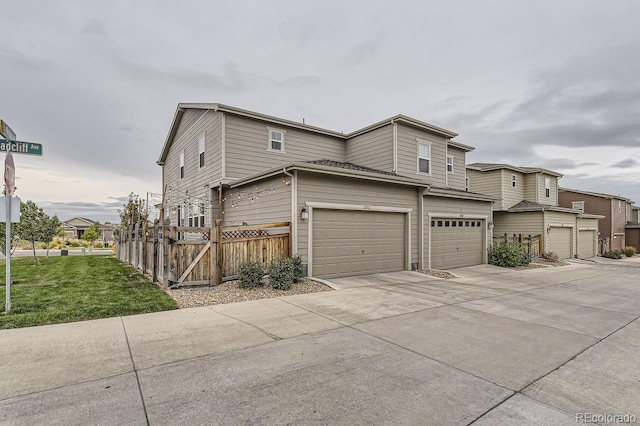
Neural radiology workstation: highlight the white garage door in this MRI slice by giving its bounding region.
[431,219,484,269]
[312,209,405,278]
[549,227,572,258]
[578,230,596,258]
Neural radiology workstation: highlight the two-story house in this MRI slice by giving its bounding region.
[628,206,640,252]
[558,188,634,253]
[466,164,601,258]
[157,103,495,278]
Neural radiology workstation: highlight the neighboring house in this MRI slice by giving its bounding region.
[627,206,640,252]
[466,164,601,258]
[62,217,115,242]
[157,103,495,278]
[558,188,634,252]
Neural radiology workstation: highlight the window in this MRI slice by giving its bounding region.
[188,199,206,227]
[618,200,622,213]
[511,175,517,188]
[179,151,185,179]
[572,201,584,212]
[417,142,431,174]
[545,177,550,198]
[444,220,450,227]
[465,176,469,192]
[447,155,454,173]
[268,128,285,152]
[437,220,443,227]
[198,134,205,168]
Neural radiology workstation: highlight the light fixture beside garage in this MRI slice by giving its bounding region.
[301,207,309,220]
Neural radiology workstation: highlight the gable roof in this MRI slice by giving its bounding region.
[63,217,96,226]
[558,187,634,203]
[507,200,580,214]
[158,103,465,164]
[466,163,563,178]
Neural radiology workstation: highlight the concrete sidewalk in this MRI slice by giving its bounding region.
[1,257,640,424]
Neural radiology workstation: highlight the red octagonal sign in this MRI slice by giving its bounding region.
[5,152,15,195]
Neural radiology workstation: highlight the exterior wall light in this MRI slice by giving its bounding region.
[301,207,309,220]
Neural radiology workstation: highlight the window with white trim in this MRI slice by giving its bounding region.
[618,200,622,213]
[417,141,431,174]
[572,201,584,212]
[465,176,469,192]
[511,175,517,188]
[545,177,550,198]
[268,128,285,152]
[447,155,454,173]
[188,198,206,227]
[198,134,205,168]
[179,151,185,179]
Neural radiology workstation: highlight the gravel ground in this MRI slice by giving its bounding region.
[167,278,333,308]
[416,269,458,279]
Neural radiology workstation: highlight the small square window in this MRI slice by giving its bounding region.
[444,220,450,227]
[471,221,475,227]
[431,220,435,227]
[447,155,454,173]
[572,201,584,212]
[437,220,443,227]
[458,221,463,227]
[511,175,517,188]
[452,221,457,227]
[465,221,470,227]
[477,221,481,227]
[268,128,285,152]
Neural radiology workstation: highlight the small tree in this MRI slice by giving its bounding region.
[83,222,101,247]
[14,200,48,265]
[41,215,62,257]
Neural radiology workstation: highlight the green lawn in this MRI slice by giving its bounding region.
[0,256,178,329]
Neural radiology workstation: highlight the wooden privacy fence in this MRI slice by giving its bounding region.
[116,221,290,288]
[493,233,541,258]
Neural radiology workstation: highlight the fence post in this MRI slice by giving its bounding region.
[162,219,170,288]
[216,219,223,286]
[142,224,147,273]
[152,222,158,282]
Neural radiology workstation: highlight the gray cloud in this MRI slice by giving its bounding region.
[612,159,640,168]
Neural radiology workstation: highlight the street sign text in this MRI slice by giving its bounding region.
[0,139,43,156]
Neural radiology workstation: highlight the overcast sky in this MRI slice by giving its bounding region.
[1,0,639,223]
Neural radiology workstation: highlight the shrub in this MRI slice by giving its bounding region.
[489,240,530,267]
[602,250,622,259]
[291,254,304,283]
[542,252,559,261]
[268,257,295,290]
[94,241,105,248]
[622,246,636,257]
[238,261,264,288]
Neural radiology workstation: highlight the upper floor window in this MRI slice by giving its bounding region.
[545,177,550,198]
[618,200,622,213]
[511,175,517,188]
[572,201,584,212]
[447,155,454,173]
[268,128,285,152]
[179,151,185,179]
[417,141,431,174]
[198,134,205,168]
[465,176,469,192]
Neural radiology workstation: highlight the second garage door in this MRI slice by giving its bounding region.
[549,227,572,258]
[312,209,405,278]
[578,230,596,258]
[431,219,484,269]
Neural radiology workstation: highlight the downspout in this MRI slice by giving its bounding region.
[541,207,547,254]
[392,119,398,173]
[283,168,297,256]
[445,138,449,188]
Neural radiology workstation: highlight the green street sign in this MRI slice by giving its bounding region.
[0,139,43,156]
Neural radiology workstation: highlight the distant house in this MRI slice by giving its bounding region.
[558,188,634,253]
[628,206,640,253]
[62,217,115,242]
[466,163,601,258]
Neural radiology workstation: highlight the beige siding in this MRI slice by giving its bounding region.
[538,174,558,206]
[163,110,223,226]
[545,211,578,256]
[467,169,503,207]
[346,124,393,172]
[523,173,538,202]
[502,170,525,210]
[577,217,599,258]
[220,175,292,227]
[396,123,447,186]
[492,211,544,239]
[225,114,345,179]
[296,173,418,267]
[424,196,492,267]
[446,146,467,191]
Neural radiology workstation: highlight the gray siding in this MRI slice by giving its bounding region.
[446,146,467,191]
[221,175,292,227]
[396,123,448,186]
[225,114,345,180]
[502,170,525,209]
[296,172,419,267]
[163,110,223,226]
[346,124,394,172]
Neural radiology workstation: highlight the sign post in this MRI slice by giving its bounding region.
[1,120,16,313]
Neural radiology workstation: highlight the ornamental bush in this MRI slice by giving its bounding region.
[238,260,264,288]
[291,254,304,283]
[268,257,295,290]
[489,240,530,267]
[622,246,636,257]
[602,250,623,259]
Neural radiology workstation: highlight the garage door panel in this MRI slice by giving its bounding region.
[549,227,572,258]
[313,209,405,278]
[431,219,484,269]
[578,230,596,258]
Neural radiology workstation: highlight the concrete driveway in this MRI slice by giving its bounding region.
[1,258,640,424]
